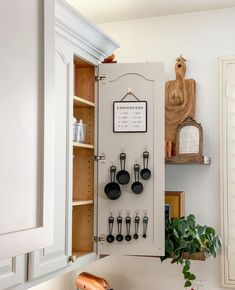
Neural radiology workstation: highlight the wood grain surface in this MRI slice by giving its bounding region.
[165,55,196,142]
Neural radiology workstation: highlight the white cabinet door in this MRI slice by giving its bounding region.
[220,57,235,287]
[0,256,25,290]
[97,63,165,256]
[0,0,54,259]
[28,45,73,279]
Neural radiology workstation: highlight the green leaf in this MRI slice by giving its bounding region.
[187,215,196,227]
[174,248,181,259]
[179,240,187,249]
[172,218,180,228]
[178,257,184,264]
[178,220,188,233]
[189,273,196,280]
[160,256,168,262]
[206,227,215,236]
[165,239,174,254]
[173,229,179,239]
[197,225,206,236]
[185,260,191,266]
[184,280,192,287]
[184,272,190,279]
[183,264,190,272]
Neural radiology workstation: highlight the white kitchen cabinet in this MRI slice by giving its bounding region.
[220,56,235,287]
[28,45,72,280]
[29,0,165,283]
[29,0,120,281]
[0,0,54,260]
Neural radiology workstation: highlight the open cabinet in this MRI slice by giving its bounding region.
[28,0,164,286]
[72,60,165,259]
[72,58,96,258]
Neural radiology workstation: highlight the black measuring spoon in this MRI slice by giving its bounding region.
[133,215,140,239]
[125,216,132,241]
[116,153,130,185]
[106,215,114,243]
[116,215,123,242]
[104,166,121,200]
[140,151,151,180]
[131,164,144,194]
[143,215,149,238]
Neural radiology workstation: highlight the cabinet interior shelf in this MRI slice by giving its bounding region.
[73,96,95,108]
[72,200,94,206]
[165,155,211,165]
[72,251,90,258]
[73,142,94,149]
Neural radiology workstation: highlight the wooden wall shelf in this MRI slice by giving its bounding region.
[165,155,211,165]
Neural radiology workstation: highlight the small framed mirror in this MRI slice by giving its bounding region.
[176,116,203,156]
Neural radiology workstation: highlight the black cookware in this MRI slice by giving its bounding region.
[125,216,132,241]
[116,215,124,242]
[131,164,144,194]
[106,215,115,243]
[104,166,121,200]
[143,215,148,238]
[140,151,151,180]
[133,215,140,240]
[116,153,130,185]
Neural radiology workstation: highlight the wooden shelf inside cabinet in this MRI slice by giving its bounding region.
[165,155,211,165]
[73,142,94,149]
[72,251,90,258]
[72,200,94,206]
[73,96,95,108]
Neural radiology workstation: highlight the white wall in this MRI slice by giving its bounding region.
[31,7,235,290]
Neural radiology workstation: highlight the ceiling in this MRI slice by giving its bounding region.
[65,0,235,23]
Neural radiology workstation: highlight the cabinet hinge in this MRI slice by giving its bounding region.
[94,154,106,161]
[92,236,105,242]
[95,74,106,84]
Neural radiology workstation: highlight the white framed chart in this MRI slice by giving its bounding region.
[113,101,147,133]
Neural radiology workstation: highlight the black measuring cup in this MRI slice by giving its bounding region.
[104,166,121,200]
[131,164,144,194]
[116,153,130,185]
[140,151,151,180]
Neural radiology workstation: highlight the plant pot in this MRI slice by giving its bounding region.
[181,252,206,261]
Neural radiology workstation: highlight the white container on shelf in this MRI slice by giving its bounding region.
[76,120,87,143]
[73,117,78,142]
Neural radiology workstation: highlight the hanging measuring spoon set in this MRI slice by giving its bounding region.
[106,213,149,243]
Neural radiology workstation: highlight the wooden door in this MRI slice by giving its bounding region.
[97,63,165,256]
[28,43,73,279]
[0,0,54,259]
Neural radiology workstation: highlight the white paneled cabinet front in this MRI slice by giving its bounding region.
[0,0,54,260]
[97,63,165,256]
[0,256,25,290]
[220,56,235,287]
[28,45,72,280]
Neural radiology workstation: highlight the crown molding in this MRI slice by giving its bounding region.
[55,0,119,63]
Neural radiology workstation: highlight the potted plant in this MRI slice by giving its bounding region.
[160,214,222,287]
